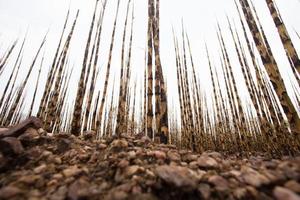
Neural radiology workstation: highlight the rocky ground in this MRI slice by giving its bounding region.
[0,119,300,200]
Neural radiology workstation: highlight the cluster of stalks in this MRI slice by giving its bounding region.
[0,0,299,156]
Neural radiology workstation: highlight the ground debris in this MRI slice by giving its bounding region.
[0,121,300,200]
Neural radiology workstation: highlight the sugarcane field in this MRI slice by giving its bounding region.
[0,0,300,199]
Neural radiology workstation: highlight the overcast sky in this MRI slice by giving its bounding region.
[0,0,300,120]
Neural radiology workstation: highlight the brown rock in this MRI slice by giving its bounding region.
[145,169,156,178]
[28,189,42,198]
[233,187,248,199]
[84,145,92,151]
[197,155,218,169]
[198,183,211,199]
[114,182,134,193]
[147,150,167,160]
[0,137,24,155]
[65,177,76,184]
[18,127,40,145]
[182,154,198,162]
[141,136,151,144]
[83,130,96,140]
[105,191,128,200]
[241,166,270,187]
[0,117,42,139]
[110,139,128,151]
[124,165,144,177]
[78,153,90,162]
[273,187,300,200]
[114,166,144,183]
[167,150,181,162]
[24,147,42,160]
[180,162,188,166]
[285,180,300,193]
[155,165,198,189]
[34,164,47,174]
[53,173,63,180]
[189,161,198,169]
[53,157,62,164]
[18,175,41,185]
[196,169,206,179]
[47,179,58,187]
[41,150,53,158]
[0,186,23,199]
[228,170,242,178]
[37,128,46,135]
[62,165,82,178]
[132,185,142,194]
[246,186,259,198]
[0,128,9,132]
[154,151,166,160]
[127,151,136,159]
[49,185,67,200]
[208,175,229,191]
[264,161,278,169]
[118,159,129,168]
[56,138,71,153]
[98,143,107,150]
[278,161,300,179]
[89,152,100,163]
[68,177,90,200]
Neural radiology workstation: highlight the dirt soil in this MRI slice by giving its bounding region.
[0,126,300,200]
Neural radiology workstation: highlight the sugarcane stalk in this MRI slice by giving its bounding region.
[96,0,121,135]
[71,1,99,135]
[29,54,44,116]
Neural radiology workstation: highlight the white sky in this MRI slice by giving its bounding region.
[0,0,300,122]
